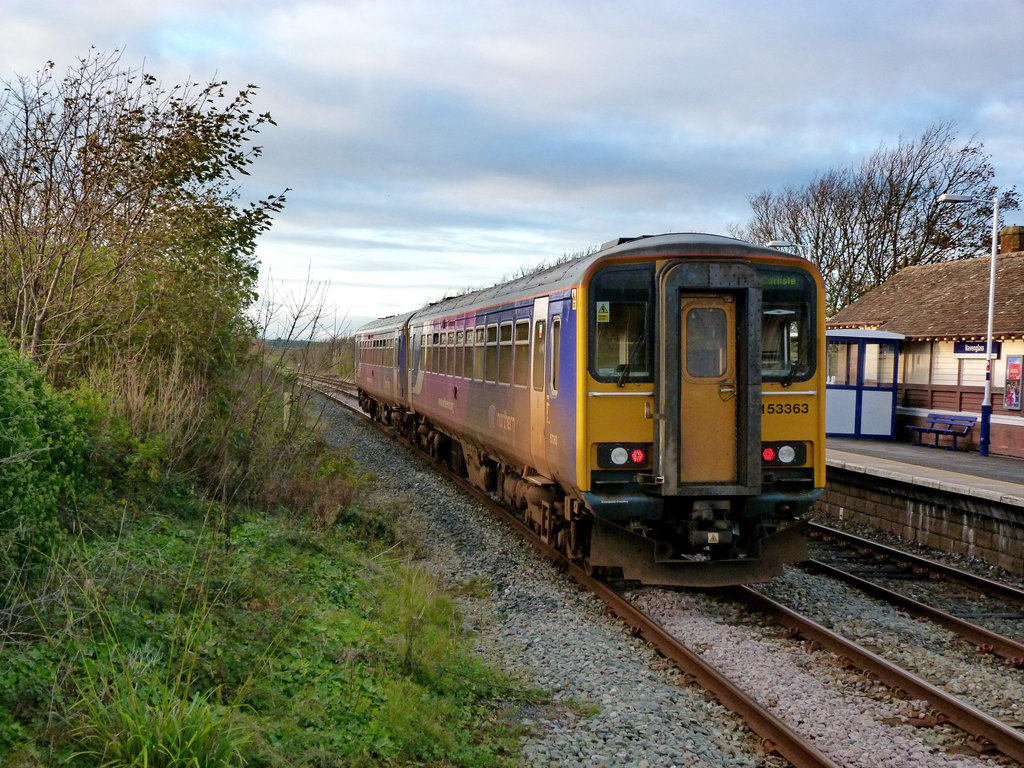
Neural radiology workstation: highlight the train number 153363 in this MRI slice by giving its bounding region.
[762,402,810,415]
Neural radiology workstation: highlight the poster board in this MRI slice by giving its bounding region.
[1005,355,1022,410]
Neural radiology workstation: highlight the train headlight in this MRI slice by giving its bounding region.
[597,443,652,469]
[761,442,807,466]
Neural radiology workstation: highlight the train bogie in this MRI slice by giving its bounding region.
[355,233,825,587]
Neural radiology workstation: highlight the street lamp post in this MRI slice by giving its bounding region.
[937,192,1000,456]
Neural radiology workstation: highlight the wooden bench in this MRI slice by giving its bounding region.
[907,413,977,451]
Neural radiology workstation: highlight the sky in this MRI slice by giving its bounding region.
[3,0,1023,335]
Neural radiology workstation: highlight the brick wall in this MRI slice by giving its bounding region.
[819,468,1024,576]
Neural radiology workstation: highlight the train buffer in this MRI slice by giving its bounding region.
[907,413,977,451]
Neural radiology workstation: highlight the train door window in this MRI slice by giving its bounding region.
[514,320,530,387]
[589,264,654,383]
[455,330,464,378]
[685,308,728,377]
[499,322,514,384]
[550,317,561,394]
[485,324,498,382]
[758,266,816,383]
[532,319,547,391]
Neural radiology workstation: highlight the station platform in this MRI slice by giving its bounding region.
[826,437,1024,508]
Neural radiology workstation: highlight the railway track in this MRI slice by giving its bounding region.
[308,373,1023,766]
[806,523,1024,658]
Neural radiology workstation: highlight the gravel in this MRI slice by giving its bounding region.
[318,397,1013,767]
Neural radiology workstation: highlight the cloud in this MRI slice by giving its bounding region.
[2,0,1022,335]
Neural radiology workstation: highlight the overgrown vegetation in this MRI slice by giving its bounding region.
[1,51,534,767]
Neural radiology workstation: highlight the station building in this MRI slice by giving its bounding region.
[826,226,1024,458]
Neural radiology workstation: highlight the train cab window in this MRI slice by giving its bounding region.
[758,266,816,383]
[532,319,547,391]
[514,320,530,387]
[589,264,654,384]
[550,317,561,393]
[485,325,498,382]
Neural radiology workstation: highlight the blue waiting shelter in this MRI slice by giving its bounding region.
[826,329,904,439]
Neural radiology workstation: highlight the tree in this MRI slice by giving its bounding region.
[0,49,286,383]
[734,122,1019,314]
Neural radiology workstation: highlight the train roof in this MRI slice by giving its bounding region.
[356,233,803,333]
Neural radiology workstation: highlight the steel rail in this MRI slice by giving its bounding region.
[728,585,1024,763]
[808,522,1024,604]
[801,558,1024,663]
[457,487,841,768]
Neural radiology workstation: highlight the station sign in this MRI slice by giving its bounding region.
[953,340,1001,358]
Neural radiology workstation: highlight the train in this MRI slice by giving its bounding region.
[354,233,825,586]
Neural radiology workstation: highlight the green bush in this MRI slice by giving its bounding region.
[0,340,93,569]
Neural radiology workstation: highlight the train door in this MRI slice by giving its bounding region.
[655,262,761,497]
[529,296,550,475]
[679,296,736,483]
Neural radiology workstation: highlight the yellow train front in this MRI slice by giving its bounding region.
[355,233,825,587]
[577,235,825,586]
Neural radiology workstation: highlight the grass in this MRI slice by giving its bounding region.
[1,493,539,768]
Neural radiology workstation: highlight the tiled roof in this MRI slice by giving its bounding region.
[826,251,1024,339]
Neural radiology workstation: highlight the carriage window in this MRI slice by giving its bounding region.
[485,325,498,382]
[759,266,816,383]
[590,264,654,383]
[474,327,485,380]
[514,320,530,387]
[498,322,514,384]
